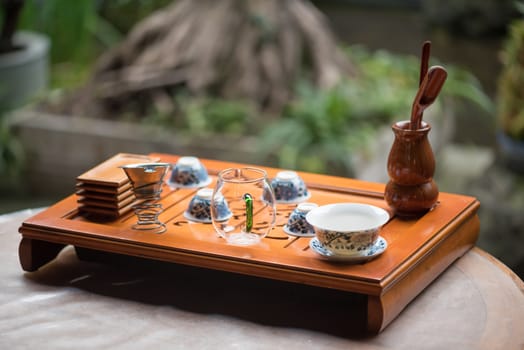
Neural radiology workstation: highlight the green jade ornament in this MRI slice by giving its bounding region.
[243,193,253,233]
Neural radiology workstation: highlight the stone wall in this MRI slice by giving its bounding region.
[9,110,259,197]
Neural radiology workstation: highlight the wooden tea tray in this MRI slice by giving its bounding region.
[18,153,480,333]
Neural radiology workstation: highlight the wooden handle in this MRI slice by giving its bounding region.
[419,41,431,86]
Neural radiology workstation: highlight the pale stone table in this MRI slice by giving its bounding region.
[1,209,523,349]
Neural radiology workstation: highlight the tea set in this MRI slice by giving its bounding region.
[120,92,441,259]
[121,155,391,263]
[113,41,448,263]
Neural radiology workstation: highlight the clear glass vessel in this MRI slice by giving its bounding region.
[211,167,276,245]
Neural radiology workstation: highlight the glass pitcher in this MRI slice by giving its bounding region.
[211,167,276,245]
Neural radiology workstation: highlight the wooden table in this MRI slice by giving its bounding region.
[18,153,481,334]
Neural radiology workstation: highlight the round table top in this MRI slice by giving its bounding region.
[1,209,524,349]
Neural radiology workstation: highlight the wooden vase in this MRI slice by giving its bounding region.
[385,120,439,218]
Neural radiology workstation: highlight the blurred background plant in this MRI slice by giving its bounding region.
[493,2,524,175]
[0,0,33,186]
[108,42,492,177]
[1,0,495,179]
[0,115,24,191]
[143,94,257,137]
[258,46,492,175]
[0,0,182,196]
[497,4,524,141]
[15,0,171,90]
[1,0,498,178]
[16,0,100,90]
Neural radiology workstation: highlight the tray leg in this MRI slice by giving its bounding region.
[19,238,67,272]
[366,214,480,333]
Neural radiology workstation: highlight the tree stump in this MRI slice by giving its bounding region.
[70,0,356,118]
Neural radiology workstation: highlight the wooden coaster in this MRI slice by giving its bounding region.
[77,194,135,209]
[76,188,134,202]
[75,181,133,195]
[78,201,136,217]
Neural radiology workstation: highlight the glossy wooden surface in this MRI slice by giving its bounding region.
[385,121,439,217]
[18,153,480,333]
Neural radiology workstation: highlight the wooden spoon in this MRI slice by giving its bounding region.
[410,65,448,130]
[419,41,431,86]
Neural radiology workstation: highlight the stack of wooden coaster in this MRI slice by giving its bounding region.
[76,153,159,219]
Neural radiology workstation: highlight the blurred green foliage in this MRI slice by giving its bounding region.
[258,46,493,175]
[19,0,100,63]
[12,0,173,89]
[175,96,255,136]
[497,15,524,140]
[258,80,375,175]
[0,117,24,185]
[136,45,493,176]
[142,93,256,136]
[2,1,495,177]
[98,0,173,34]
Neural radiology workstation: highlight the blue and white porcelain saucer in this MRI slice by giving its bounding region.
[309,236,387,263]
[283,225,315,237]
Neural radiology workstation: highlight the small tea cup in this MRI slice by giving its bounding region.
[168,156,211,188]
[184,188,231,223]
[271,171,310,203]
[306,203,389,255]
[283,202,318,237]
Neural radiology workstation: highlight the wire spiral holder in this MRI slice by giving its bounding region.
[120,163,171,234]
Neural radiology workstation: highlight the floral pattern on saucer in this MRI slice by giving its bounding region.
[309,236,387,263]
[283,224,315,237]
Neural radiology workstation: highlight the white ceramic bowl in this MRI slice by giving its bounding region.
[168,156,211,188]
[270,171,310,203]
[306,203,390,255]
[184,188,231,223]
[283,202,318,237]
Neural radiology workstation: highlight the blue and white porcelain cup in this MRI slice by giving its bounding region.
[306,203,390,255]
[283,202,318,237]
[168,156,211,188]
[184,188,231,223]
[271,171,310,203]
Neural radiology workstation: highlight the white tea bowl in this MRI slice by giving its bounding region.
[283,202,318,237]
[270,170,310,203]
[306,203,390,255]
[168,156,211,188]
[184,188,231,223]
